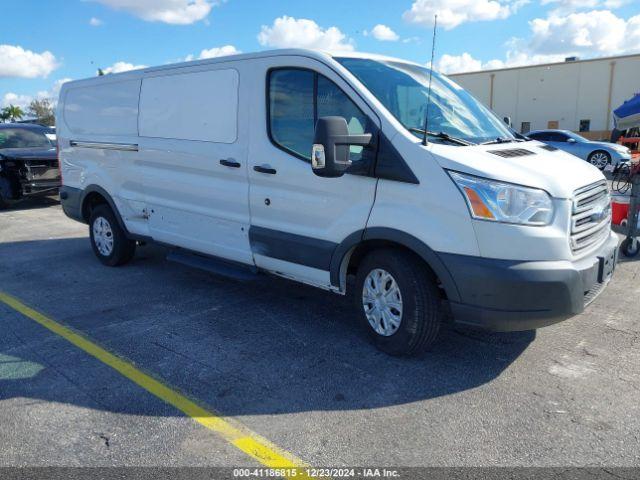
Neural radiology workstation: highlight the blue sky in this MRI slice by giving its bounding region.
[2,0,639,111]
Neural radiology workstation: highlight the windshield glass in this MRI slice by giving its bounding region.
[336,57,516,145]
[0,128,53,149]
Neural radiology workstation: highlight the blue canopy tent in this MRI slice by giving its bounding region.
[614,93,640,131]
[613,93,640,257]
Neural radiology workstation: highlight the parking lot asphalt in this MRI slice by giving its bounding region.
[1,198,639,468]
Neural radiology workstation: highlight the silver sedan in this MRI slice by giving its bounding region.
[527,129,632,170]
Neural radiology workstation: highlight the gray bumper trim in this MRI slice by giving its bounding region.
[439,232,619,331]
[59,185,84,223]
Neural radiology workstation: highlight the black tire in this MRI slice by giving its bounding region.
[620,237,640,258]
[587,150,611,170]
[355,249,443,356]
[89,204,136,266]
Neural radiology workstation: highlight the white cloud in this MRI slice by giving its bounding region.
[438,9,640,74]
[185,45,240,61]
[92,0,215,25]
[438,53,483,73]
[365,24,400,41]
[89,17,103,26]
[403,0,528,30]
[102,61,147,74]
[529,10,640,56]
[1,93,33,110]
[540,0,631,13]
[1,78,72,110]
[258,16,354,52]
[0,45,59,78]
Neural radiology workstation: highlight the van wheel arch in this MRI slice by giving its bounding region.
[331,228,461,303]
[81,185,128,234]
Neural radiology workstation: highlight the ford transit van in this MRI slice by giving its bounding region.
[57,49,618,356]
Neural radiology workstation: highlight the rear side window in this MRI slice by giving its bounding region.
[268,68,371,161]
[139,68,239,143]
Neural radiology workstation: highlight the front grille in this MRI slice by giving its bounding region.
[487,148,536,158]
[570,181,611,254]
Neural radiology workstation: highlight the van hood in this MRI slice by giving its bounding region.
[432,140,605,199]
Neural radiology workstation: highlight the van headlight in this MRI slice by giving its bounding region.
[448,171,554,226]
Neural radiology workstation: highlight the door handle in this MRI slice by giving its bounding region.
[253,165,277,175]
[220,158,241,168]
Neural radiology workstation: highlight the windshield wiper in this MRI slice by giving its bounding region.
[409,128,475,146]
[480,137,522,145]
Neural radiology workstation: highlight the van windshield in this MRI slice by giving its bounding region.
[335,57,516,145]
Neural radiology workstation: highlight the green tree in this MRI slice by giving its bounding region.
[97,68,105,76]
[27,98,55,126]
[0,110,9,123]
[1,104,24,123]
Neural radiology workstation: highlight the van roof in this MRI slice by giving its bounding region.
[61,49,424,88]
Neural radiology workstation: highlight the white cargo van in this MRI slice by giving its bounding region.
[57,49,618,356]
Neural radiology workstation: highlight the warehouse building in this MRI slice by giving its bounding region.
[449,53,640,140]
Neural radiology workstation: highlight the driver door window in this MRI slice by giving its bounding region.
[268,68,372,163]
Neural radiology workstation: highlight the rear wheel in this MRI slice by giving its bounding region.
[355,249,443,356]
[89,204,136,266]
[588,151,610,170]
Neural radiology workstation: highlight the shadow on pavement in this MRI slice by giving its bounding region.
[0,195,59,212]
[0,237,535,417]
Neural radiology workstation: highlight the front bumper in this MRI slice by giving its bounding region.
[440,232,619,331]
[612,152,632,165]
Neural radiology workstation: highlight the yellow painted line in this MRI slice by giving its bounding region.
[0,291,311,478]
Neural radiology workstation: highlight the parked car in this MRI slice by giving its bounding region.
[56,49,618,356]
[527,129,632,170]
[0,123,60,208]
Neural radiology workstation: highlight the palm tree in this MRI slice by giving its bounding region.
[1,105,24,123]
[0,110,8,123]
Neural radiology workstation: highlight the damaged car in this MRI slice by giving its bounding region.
[0,123,60,209]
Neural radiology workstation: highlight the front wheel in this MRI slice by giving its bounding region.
[89,204,136,266]
[355,249,443,356]
[588,151,611,170]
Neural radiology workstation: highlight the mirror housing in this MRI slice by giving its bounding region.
[312,116,373,178]
[567,137,577,144]
[503,116,512,127]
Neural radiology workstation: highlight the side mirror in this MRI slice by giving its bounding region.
[567,138,577,144]
[312,116,373,178]
[503,116,512,127]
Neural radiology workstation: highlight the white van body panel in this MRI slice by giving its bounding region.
[138,63,251,263]
[57,73,150,238]
[63,78,140,136]
[139,69,239,143]
[367,131,481,257]
[246,55,378,286]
